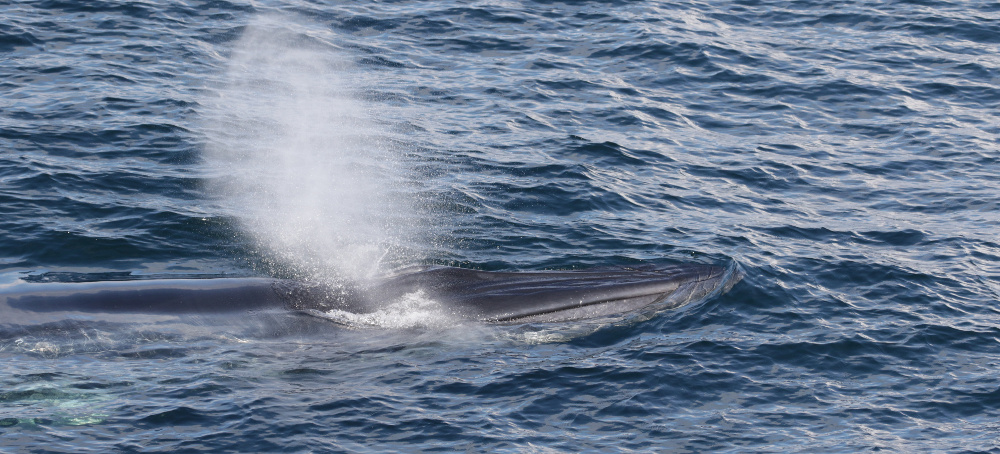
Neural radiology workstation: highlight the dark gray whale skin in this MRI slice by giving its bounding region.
[0,264,739,325]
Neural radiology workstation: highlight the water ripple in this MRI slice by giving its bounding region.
[1,0,999,451]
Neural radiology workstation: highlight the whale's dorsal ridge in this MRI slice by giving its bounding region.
[0,263,741,326]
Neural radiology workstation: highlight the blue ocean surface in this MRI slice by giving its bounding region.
[2,0,999,451]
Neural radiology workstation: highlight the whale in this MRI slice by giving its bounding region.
[0,264,740,327]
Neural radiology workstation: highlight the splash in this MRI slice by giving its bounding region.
[202,14,417,283]
[308,290,464,330]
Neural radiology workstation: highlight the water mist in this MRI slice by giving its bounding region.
[202,15,418,284]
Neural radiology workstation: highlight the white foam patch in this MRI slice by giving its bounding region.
[308,290,463,330]
[495,320,613,345]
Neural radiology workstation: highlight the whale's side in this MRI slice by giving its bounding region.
[0,264,740,326]
[356,264,739,323]
[1,278,287,314]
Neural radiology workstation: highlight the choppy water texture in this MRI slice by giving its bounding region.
[2,0,1000,452]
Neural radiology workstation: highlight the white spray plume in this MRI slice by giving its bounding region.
[202,14,417,283]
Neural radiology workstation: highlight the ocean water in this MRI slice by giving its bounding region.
[2,0,999,452]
